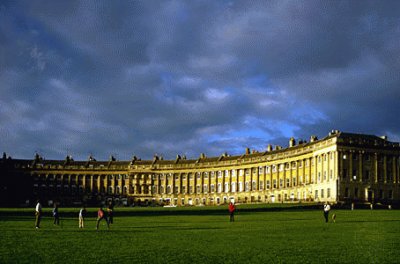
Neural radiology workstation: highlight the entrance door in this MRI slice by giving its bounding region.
[367,190,373,203]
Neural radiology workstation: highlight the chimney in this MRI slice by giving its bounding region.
[310,135,318,142]
[289,137,296,147]
[267,144,273,152]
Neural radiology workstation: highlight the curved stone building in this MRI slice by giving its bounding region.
[1,130,399,206]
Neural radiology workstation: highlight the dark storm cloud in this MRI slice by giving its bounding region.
[1,0,399,161]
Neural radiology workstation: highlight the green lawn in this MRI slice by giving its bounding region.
[0,205,399,263]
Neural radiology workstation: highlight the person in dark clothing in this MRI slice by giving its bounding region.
[52,203,60,225]
[323,202,331,223]
[107,202,114,225]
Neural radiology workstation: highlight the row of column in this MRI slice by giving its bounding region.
[339,150,400,184]
[152,151,337,196]
[34,173,130,195]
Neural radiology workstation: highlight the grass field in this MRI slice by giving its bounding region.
[0,205,399,263]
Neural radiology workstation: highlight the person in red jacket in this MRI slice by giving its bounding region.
[96,206,109,230]
[228,202,236,222]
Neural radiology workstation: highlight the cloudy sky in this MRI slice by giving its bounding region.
[1,0,399,161]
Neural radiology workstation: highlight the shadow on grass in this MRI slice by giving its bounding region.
[0,204,322,218]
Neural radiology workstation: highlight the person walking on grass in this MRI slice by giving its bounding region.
[107,201,114,225]
[229,202,236,222]
[323,202,331,223]
[52,203,60,225]
[35,199,42,229]
[79,206,86,228]
[96,206,109,230]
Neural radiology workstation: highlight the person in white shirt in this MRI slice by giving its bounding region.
[35,200,42,229]
[323,202,331,223]
[79,206,86,228]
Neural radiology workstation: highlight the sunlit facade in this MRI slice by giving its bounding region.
[1,130,399,206]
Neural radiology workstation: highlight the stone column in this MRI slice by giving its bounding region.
[374,153,378,183]
[383,155,387,183]
[359,152,363,182]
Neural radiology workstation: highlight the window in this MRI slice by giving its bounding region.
[189,186,193,194]
[196,185,201,193]
[231,182,236,192]
[321,189,324,198]
[203,184,208,193]
[330,170,333,180]
[211,184,215,193]
[266,166,271,173]
[239,170,244,176]
[259,181,264,190]
[365,170,370,180]
[224,183,229,192]
[318,172,321,182]
[239,182,243,192]
[292,177,296,186]
[389,190,393,199]
[266,180,270,189]
[354,188,358,198]
[324,171,327,181]
[315,190,318,199]
[273,179,277,188]
[218,171,222,178]
[231,170,236,177]
[286,178,290,187]
[279,179,283,188]
[217,183,222,193]
[182,186,186,194]
[327,188,331,198]
[245,182,250,191]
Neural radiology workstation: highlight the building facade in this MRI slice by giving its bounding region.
[1,131,399,206]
